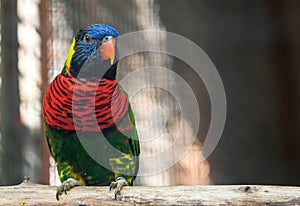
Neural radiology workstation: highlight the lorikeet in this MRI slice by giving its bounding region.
[43,24,140,200]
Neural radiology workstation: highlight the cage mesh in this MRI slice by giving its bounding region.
[49,0,209,186]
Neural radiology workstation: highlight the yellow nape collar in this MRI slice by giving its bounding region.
[65,38,76,73]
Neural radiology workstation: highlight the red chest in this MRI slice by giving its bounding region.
[43,74,129,131]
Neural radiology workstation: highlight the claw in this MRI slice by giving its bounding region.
[109,177,128,200]
[56,190,59,201]
[56,178,81,201]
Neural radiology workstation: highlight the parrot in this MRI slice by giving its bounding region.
[43,24,140,200]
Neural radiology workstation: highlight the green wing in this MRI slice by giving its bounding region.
[105,94,140,183]
[119,85,140,162]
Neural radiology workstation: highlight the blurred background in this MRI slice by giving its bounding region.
[0,0,299,186]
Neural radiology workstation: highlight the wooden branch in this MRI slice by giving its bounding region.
[1,180,299,205]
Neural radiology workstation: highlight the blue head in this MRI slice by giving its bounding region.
[63,24,119,78]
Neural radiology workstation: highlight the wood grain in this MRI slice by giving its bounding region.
[1,180,299,205]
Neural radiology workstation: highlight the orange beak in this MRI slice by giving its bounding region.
[99,38,115,65]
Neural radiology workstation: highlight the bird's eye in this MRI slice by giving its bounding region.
[84,34,91,44]
[102,36,111,42]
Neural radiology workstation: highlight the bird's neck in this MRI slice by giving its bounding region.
[61,61,118,81]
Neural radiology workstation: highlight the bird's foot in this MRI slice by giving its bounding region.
[109,177,129,200]
[56,178,81,200]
